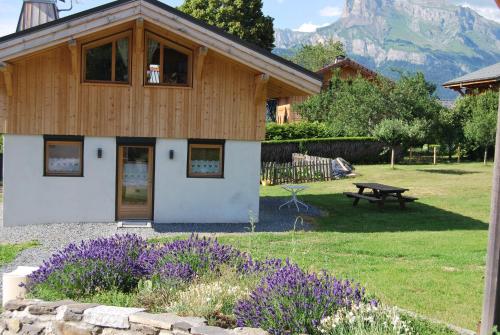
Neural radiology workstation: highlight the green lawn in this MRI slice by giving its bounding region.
[0,241,39,266]
[219,163,491,330]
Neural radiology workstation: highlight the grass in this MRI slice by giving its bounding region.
[0,241,39,266]
[216,163,491,330]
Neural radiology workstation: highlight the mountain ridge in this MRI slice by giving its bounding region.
[274,0,500,98]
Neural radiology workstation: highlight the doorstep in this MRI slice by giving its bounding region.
[117,221,153,228]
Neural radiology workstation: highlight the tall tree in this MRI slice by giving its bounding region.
[179,0,275,51]
[372,119,409,169]
[295,71,392,136]
[290,40,345,71]
[462,91,499,164]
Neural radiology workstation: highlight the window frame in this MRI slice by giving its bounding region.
[187,140,225,179]
[44,136,84,177]
[81,30,132,85]
[144,31,194,88]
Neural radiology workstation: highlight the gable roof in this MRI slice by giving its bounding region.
[316,57,379,78]
[443,62,500,88]
[0,0,322,95]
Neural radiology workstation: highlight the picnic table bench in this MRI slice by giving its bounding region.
[344,183,418,209]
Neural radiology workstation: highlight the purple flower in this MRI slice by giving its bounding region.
[234,263,367,335]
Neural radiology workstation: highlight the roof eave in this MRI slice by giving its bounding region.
[0,0,322,95]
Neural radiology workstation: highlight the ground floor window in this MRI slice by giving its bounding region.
[187,140,224,178]
[44,136,84,177]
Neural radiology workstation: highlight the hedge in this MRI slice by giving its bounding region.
[261,137,403,164]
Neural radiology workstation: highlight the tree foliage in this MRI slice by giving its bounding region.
[289,40,345,72]
[462,91,499,162]
[179,0,275,51]
[295,71,441,140]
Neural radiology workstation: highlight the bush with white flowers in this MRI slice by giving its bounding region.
[318,303,414,335]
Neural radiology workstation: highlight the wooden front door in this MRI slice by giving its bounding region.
[117,145,154,221]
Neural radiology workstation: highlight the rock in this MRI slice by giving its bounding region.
[101,329,142,335]
[233,328,269,335]
[52,321,100,335]
[179,316,206,328]
[130,322,159,335]
[5,318,22,333]
[83,306,144,329]
[172,321,193,332]
[4,300,41,312]
[56,306,81,322]
[190,325,234,335]
[130,312,185,330]
[28,301,74,315]
[65,304,99,315]
[18,324,44,335]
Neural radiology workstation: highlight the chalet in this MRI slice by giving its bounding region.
[276,56,379,124]
[443,62,500,95]
[0,0,322,226]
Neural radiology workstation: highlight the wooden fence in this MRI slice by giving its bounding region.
[260,160,333,185]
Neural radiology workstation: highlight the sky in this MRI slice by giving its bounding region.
[0,0,498,37]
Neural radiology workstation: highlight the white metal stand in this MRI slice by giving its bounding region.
[279,185,309,212]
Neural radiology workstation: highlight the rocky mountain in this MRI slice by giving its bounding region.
[274,0,500,99]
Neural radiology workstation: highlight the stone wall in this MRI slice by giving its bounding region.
[0,299,268,335]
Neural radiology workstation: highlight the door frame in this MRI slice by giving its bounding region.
[115,137,156,221]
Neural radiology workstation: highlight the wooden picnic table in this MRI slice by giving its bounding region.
[344,182,417,209]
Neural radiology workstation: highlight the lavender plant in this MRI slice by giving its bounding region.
[27,234,148,298]
[139,234,248,282]
[234,263,367,335]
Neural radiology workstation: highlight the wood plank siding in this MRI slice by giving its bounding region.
[0,20,305,141]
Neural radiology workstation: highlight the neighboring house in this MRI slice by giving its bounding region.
[0,0,321,227]
[276,56,379,124]
[443,62,500,95]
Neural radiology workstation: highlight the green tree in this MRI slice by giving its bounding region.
[295,71,441,143]
[406,119,428,162]
[295,71,391,136]
[372,119,408,169]
[289,40,345,72]
[462,91,499,164]
[179,0,275,51]
[437,105,467,161]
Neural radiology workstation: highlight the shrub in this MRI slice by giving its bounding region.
[139,234,247,282]
[234,263,368,335]
[318,303,413,335]
[265,122,336,141]
[27,234,148,298]
[261,137,400,164]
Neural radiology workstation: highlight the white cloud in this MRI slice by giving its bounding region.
[319,6,343,17]
[460,3,500,23]
[293,22,330,33]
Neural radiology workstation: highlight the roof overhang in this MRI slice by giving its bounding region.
[0,0,322,95]
[443,78,500,89]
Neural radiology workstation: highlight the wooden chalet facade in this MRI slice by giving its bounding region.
[276,57,379,124]
[443,62,500,95]
[0,0,321,226]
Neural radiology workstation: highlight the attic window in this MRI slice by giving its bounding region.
[145,32,193,87]
[82,31,132,84]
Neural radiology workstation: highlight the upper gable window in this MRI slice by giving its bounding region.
[145,32,193,87]
[82,31,132,84]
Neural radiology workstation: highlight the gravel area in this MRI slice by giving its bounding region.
[0,197,320,302]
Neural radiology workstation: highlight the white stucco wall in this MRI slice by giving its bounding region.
[154,139,261,223]
[3,135,117,226]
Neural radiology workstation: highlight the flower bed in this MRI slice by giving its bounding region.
[23,234,458,335]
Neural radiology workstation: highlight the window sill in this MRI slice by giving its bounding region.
[81,82,131,88]
[144,84,193,90]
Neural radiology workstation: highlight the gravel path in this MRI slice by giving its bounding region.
[0,197,321,302]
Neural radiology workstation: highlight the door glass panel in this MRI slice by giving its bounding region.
[121,147,149,206]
